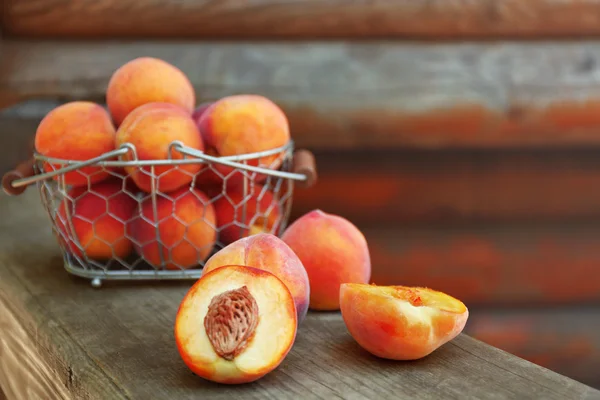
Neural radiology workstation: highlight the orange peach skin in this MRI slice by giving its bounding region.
[281,209,371,310]
[197,94,290,181]
[128,188,217,269]
[34,101,116,186]
[211,184,282,245]
[115,102,204,193]
[106,57,195,126]
[175,265,297,384]
[340,283,469,360]
[203,233,310,322]
[55,180,137,260]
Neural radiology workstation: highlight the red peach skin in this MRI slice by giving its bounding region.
[281,209,371,310]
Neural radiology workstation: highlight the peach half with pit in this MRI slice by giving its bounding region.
[340,283,469,360]
[175,265,297,384]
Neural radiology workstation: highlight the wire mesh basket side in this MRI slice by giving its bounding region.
[35,144,297,282]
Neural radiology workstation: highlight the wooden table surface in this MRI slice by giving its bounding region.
[0,190,599,400]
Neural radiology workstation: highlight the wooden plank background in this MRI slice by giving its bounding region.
[6,40,600,149]
[5,0,600,39]
[465,307,600,389]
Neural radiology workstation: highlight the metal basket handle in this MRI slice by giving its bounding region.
[2,143,318,196]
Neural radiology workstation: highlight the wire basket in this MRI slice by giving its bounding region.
[2,140,317,288]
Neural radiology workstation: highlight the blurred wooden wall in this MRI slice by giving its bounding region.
[2,0,600,388]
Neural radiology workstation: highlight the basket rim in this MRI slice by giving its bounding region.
[34,140,295,167]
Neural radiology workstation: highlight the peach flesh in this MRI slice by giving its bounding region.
[203,233,310,323]
[281,209,371,311]
[340,283,469,360]
[175,265,297,384]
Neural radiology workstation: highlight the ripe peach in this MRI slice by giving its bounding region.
[203,233,310,322]
[210,184,282,245]
[55,180,137,260]
[340,283,469,360]
[106,57,195,126]
[128,188,217,270]
[281,210,371,310]
[197,94,290,180]
[34,101,116,186]
[175,265,297,384]
[115,102,204,193]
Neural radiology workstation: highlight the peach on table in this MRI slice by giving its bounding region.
[340,283,469,360]
[174,265,297,384]
[281,209,371,311]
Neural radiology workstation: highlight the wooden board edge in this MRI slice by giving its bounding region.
[0,264,127,400]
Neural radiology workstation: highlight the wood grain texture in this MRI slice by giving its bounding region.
[7,40,600,149]
[5,0,600,39]
[291,149,600,225]
[467,307,600,389]
[366,223,600,306]
[0,190,598,400]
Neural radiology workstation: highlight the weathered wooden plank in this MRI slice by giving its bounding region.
[365,223,600,306]
[5,0,600,39]
[1,190,598,399]
[6,40,600,149]
[467,307,600,389]
[291,148,600,224]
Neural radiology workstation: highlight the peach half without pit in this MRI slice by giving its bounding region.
[174,265,297,384]
[340,283,469,361]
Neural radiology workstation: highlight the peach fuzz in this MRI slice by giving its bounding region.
[206,183,282,245]
[197,94,290,178]
[340,284,469,360]
[34,101,116,187]
[175,265,297,384]
[55,180,137,260]
[281,210,371,311]
[106,57,195,126]
[203,233,310,322]
[115,102,204,193]
[128,188,217,270]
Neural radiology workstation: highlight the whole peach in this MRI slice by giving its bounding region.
[281,210,371,310]
[106,57,195,126]
[197,94,290,182]
[115,102,204,193]
[55,180,137,260]
[128,188,217,270]
[35,101,116,186]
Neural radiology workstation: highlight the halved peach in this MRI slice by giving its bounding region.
[340,283,469,360]
[175,265,297,384]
